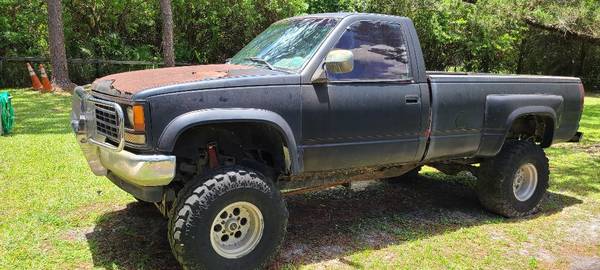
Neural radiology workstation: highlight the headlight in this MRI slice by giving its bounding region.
[124,132,146,144]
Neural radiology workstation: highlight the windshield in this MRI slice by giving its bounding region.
[229,18,339,72]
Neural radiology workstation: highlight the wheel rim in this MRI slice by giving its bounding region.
[513,163,538,202]
[210,201,264,259]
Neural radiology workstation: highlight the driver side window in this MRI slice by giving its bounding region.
[329,20,411,81]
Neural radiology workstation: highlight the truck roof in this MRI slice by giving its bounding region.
[284,12,408,21]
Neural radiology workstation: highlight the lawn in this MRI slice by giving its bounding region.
[0,89,598,269]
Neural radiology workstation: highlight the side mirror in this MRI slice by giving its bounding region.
[324,49,354,74]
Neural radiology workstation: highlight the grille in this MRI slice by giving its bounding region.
[93,102,120,142]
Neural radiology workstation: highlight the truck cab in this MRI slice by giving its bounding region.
[299,14,429,171]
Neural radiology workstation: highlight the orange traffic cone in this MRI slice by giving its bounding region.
[39,64,53,93]
[26,63,43,90]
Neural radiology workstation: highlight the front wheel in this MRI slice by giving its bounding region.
[476,141,549,217]
[168,166,288,269]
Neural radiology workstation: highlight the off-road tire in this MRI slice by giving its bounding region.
[168,166,288,270]
[387,166,422,183]
[477,141,549,218]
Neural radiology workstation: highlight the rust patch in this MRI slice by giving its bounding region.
[93,64,251,95]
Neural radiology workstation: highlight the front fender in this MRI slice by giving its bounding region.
[157,108,301,173]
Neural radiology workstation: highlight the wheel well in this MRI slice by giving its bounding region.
[507,114,554,147]
[172,122,289,179]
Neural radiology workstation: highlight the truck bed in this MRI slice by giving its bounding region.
[422,73,583,161]
[427,72,582,83]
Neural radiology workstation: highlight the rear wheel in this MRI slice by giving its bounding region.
[476,141,549,217]
[168,166,288,269]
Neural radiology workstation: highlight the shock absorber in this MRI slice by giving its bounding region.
[207,142,219,169]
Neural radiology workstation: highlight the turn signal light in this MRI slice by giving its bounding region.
[132,104,145,131]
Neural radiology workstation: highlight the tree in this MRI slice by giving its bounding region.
[46,0,73,91]
[160,0,175,67]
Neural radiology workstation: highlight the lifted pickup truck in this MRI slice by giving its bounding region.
[71,13,584,269]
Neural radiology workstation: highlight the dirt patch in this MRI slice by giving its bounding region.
[565,215,600,245]
[557,143,600,157]
[66,202,126,221]
[39,240,54,254]
[62,226,94,242]
[518,242,557,265]
[569,256,600,270]
[518,213,600,269]
[488,229,510,242]
[582,144,600,156]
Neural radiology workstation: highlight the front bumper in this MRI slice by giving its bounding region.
[71,87,176,187]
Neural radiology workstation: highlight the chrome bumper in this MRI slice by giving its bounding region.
[71,86,176,187]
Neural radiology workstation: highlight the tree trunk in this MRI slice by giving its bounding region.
[46,0,73,91]
[575,41,587,77]
[516,30,529,74]
[160,0,175,67]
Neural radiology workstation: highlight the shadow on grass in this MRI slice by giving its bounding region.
[7,90,72,135]
[85,173,582,269]
[85,202,179,270]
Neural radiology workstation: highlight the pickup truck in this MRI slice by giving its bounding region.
[71,13,584,270]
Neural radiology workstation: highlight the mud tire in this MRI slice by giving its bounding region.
[168,166,288,269]
[477,141,549,217]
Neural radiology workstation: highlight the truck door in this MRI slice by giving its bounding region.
[301,20,425,171]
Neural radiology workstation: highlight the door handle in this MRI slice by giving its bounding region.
[405,95,420,104]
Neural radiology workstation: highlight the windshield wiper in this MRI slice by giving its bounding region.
[244,57,274,70]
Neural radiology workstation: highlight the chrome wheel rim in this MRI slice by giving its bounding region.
[513,163,538,202]
[210,201,264,259]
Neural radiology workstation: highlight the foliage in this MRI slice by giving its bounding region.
[525,0,600,38]
[172,0,307,64]
[63,0,161,61]
[0,0,599,90]
[360,0,524,73]
[0,0,48,57]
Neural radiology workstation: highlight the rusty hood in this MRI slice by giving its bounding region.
[91,64,255,96]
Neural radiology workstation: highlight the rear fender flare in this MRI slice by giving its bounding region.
[505,106,557,132]
[478,94,563,156]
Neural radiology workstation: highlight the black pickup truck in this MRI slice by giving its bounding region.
[71,13,584,270]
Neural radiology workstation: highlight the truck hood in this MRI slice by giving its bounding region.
[91,64,291,98]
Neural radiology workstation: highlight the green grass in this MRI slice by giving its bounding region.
[0,89,599,269]
[579,94,600,144]
[0,90,133,269]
